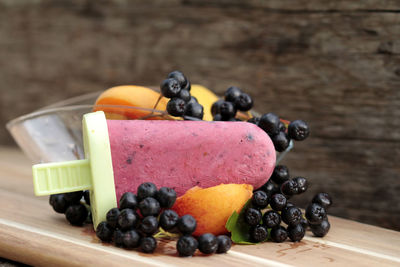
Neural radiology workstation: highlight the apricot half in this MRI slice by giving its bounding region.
[172,184,253,236]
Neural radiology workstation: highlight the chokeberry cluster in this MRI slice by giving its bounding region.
[49,190,91,226]
[306,193,332,237]
[211,86,253,121]
[160,71,204,120]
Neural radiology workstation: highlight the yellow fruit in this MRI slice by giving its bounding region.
[190,84,220,121]
[172,184,253,236]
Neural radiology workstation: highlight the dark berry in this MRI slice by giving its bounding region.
[263,210,281,228]
[272,131,290,152]
[300,217,309,230]
[278,121,286,132]
[106,208,121,229]
[234,93,253,111]
[271,165,290,184]
[260,180,280,197]
[113,229,124,247]
[185,102,204,120]
[259,113,280,136]
[224,86,242,102]
[118,209,139,230]
[49,194,69,214]
[306,203,327,225]
[270,193,287,211]
[159,209,179,231]
[119,192,138,210]
[182,79,191,91]
[137,182,158,201]
[288,120,310,141]
[64,191,83,204]
[156,187,177,208]
[270,226,288,243]
[160,78,181,98]
[139,197,161,217]
[293,177,308,194]
[167,98,186,117]
[96,221,114,242]
[123,230,141,249]
[216,235,232,253]
[198,233,218,254]
[281,180,299,196]
[287,224,305,242]
[251,225,268,242]
[83,190,90,205]
[65,204,88,226]
[219,101,236,120]
[244,208,262,226]
[213,113,223,121]
[281,206,302,226]
[177,235,198,257]
[140,236,157,253]
[178,89,191,102]
[187,96,198,105]
[211,99,224,116]
[177,214,197,235]
[312,193,333,209]
[247,117,260,125]
[167,71,188,89]
[310,219,330,237]
[252,190,269,209]
[140,216,159,235]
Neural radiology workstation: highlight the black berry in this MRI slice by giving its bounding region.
[140,236,157,253]
[185,102,204,119]
[288,120,310,141]
[234,93,253,111]
[96,221,114,242]
[310,219,330,237]
[219,101,236,120]
[159,209,179,231]
[49,194,69,214]
[278,121,286,132]
[139,197,161,217]
[293,177,308,194]
[305,203,327,225]
[213,114,222,121]
[281,206,302,226]
[178,89,191,102]
[167,71,188,89]
[198,233,218,254]
[312,193,333,210]
[216,235,232,253]
[224,86,242,102]
[177,215,197,235]
[137,182,158,201]
[167,98,186,117]
[281,179,299,196]
[64,191,83,204]
[300,217,309,230]
[187,96,198,105]
[160,78,181,98]
[272,131,290,152]
[65,204,88,226]
[113,229,124,247]
[270,226,288,243]
[270,193,287,211]
[252,190,269,209]
[118,209,139,230]
[263,210,281,228]
[140,216,159,235]
[211,99,224,116]
[156,187,177,208]
[177,235,198,257]
[244,208,262,226]
[251,225,268,242]
[106,208,121,229]
[182,80,191,91]
[123,230,141,249]
[271,165,290,184]
[260,180,280,197]
[119,192,138,210]
[287,224,305,242]
[259,113,280,136]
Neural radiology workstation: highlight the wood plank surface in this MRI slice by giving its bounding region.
[0,146,399,267]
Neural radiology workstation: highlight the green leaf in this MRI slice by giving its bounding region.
[225,199,257,245]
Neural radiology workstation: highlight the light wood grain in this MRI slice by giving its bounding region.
[0,147,399,266]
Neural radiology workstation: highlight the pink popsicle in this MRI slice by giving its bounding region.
[107,120,276,202]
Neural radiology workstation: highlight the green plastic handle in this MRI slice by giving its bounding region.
[33,159,92,195]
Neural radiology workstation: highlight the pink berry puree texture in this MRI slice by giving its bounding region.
[107,120,276,202]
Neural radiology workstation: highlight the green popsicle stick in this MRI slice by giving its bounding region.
[32,111,117,229]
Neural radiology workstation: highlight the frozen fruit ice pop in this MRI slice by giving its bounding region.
[32,111,275,228]
[108,119,276,202]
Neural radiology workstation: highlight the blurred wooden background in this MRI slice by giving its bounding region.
[0,0,399,231]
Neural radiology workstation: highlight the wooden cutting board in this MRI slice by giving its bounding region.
[0,146,399,267]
